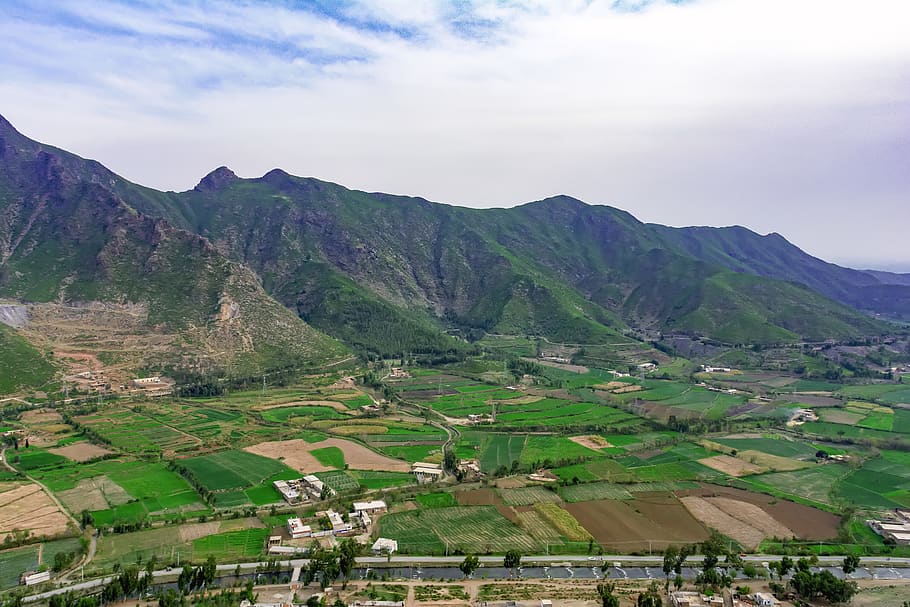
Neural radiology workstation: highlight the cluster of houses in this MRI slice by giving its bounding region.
[671,591,776,607]
[868,509,910,544]
[284,500,388,541]
[700,365,734,374]
[273,476,335,504]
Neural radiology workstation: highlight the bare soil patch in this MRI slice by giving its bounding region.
[178,521,221,542]
[20,409,62,425]
[245,437,410,473]
[50,442,113,462]
[569,435,613,450]
[0,483,71,539]
[454,488,503,506]
[679,496,794,550]
[310,438,410,472]
[820,408,866,425]
[698,455,762,477]
[529,359,589,374]
[677,484,839,539]
[244,439,333,473]
[739,450,810,472]
[564,495,709,551]
[57,476,132,513]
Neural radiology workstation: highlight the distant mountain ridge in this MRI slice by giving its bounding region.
[0,113,901,366]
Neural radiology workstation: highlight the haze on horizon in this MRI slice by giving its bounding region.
[1,0,908,271]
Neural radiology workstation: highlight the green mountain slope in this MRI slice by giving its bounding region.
[0,115,347,375]
[0,114,892,355]
[0,323,57,394]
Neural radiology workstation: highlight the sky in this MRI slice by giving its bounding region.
[1,0,908,270]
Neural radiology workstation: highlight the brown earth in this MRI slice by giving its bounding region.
[611,385,643,394]
[820,409,866,425]
[49,442,113,462]
[245,437,410,473]
[57,476,132,513]
[311,438,410,471]
[676,484,839,539]
[494,477,528,489]
[178,521,221,542]
[454,488,503,506]
[0,483,72,539]
[20,409,62,425]
[698,455,762,477]
[569,435,613,450]
[563,494,709,551]
[679,496,795,550]
[738,450,810,472]
[529,359,589,374]
[244,439,333,473]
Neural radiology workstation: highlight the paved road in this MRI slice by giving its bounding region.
[21,554,910,602]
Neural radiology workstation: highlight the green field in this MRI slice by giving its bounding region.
[0,545,40,590]
[349,470,414,489]
[520,435,601,466]
[310,446,345,469]
[713,436,819,459]
[741,465,848,507]
[416,492,456,508]
[558,482,633,502]
[478,433,525,472]
[377,444,441,462]
[11,448,68,471]
[0,324,56,395]
[499,486,563,506]
[261,406,347,423]
[192,528,269,560]
[180,450,298,492]
[380,506,541,554]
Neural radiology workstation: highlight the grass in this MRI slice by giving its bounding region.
[519,435,601,466]
[11,448,68,470]
[192,528,269,561]
[310,446,345,469]
[260,406,347,423]
[0,324,57,395]
[416,492,456,508]
[379,506,541,554]
[713,436,818,459]
[180,450,298,492]
[740,465,847,507]
[349,470,413,489]
[377,444,441,463]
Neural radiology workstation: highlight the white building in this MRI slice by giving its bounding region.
[302,474,334,499]
[324,509,352,534]
[287,518,312,539]
[753,593,776,607]
[21,571,51,586]
[352,500,387,515]
[412,462,444,484]
[371,538,398,554]
[273,479,302,503]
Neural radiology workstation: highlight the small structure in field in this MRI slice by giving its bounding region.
[528,469,558,483]
[388,367,411,380]
[458,459,482,479]
[352,500,387,515]
[752,593,777,606]
[21,571,51,586]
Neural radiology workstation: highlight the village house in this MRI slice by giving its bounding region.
[412,461,444,483]
[286,517,312,539]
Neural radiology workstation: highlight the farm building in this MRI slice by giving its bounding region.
[412,462,444,483]
[868,519,910,544]
[528,469,558,483]
[350,510,371,528]
[323,509,352,534]
[287,517,312,539]
[752,593,777,606]
[371,537,398,554]
[352,500,387,515]
[388,367,411,379]
[21,571,51,586]
[668,592,731,607]
[458,459,482,479]
[303,474,335,499]
[274,479,303,503]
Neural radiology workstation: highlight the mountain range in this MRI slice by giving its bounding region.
[1,113,907,376]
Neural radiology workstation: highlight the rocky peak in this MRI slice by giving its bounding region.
[195,166,239,192]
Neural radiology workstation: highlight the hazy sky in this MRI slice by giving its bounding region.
[1,0,908,270]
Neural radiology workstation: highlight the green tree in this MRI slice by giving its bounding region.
[503,549,522,572]
[460,555,479,578]
[842,554,860,575]
[339,539,358,587]
[636,581,661,607]
[663,545,679,590]
[203,555,217,585]
[596,583,620,607]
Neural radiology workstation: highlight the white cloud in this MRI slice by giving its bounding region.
[1,0,908,266]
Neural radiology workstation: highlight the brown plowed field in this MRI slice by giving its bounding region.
[679,496,795,549]
[564,494,709,551]
[50,442,113,462]
[0,483,71,538]
[698,455,762,477]
[569,435,613,450]
[245,437,410,473]
[676,484,839,539]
